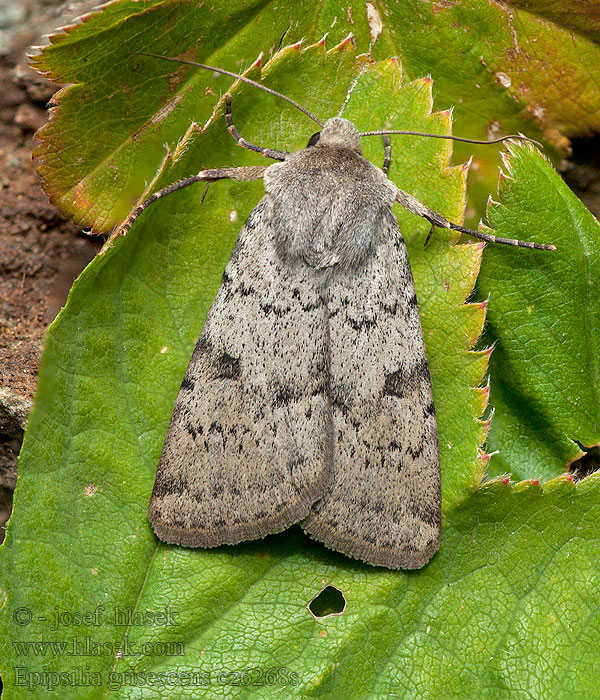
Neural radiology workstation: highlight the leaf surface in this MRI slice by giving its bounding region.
[32,0,600,230]
[479,144,600,480]
[1,4,598,698]
[1,42,492,698]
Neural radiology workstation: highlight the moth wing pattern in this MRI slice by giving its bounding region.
[149,198,332,547]
[302,211,441,569]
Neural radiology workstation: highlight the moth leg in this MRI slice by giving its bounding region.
[113,165,268,238]
[423,224,435,247]
[395,187,556,251]
[225,94,288,161]
[200,182,210,205]
[382,133,392,175]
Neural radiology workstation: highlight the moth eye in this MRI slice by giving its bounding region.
[307,132,321,147]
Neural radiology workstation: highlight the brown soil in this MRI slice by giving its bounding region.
[0,0,100,543]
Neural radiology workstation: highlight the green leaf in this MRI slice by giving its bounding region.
[32,0,600,232]
[3,4,599,697]
[3,472,600,697]
[1,40,490,697]
[507,0,600,46]
[478,143,600,481]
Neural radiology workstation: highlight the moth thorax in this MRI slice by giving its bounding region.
[318,117,361,152]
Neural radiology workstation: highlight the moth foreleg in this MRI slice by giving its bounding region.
[113,165,268,238]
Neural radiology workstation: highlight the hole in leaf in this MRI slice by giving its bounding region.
[570,442,600,480]
[308,586,346,618]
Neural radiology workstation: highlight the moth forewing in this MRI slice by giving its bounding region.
[301,210,441,570]
[148,198,333,547]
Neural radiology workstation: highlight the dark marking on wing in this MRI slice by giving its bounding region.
[181,377,195,392]
[273,383,300,407]
[384,357,429,397]
[215,352,241,380]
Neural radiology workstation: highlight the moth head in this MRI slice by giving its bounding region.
[311,117,361,152]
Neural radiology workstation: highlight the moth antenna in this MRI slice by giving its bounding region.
[136,52,324,127]
[359,130,542,148]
